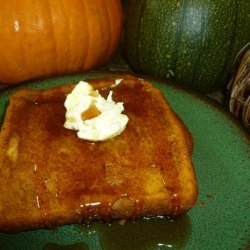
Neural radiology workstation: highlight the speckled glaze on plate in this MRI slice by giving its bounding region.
[0,72,249,250]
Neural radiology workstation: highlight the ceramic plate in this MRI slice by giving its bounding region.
[0,73,249,250]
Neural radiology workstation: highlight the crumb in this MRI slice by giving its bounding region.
[196,201,206,207]
[206,194,214,200]
[118,219,126,225]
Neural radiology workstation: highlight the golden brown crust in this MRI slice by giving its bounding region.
[0,74,197,232]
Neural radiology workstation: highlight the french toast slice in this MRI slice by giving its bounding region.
[0,75,197,232]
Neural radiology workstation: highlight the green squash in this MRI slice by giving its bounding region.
[124,0,250,92]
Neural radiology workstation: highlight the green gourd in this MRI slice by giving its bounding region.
[124,0,250,92]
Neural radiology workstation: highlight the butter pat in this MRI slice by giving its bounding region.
[64,81,129,141]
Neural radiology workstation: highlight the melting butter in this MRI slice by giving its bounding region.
[64,81,128,141]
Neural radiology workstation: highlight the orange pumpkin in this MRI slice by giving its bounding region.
[0,0,122,84]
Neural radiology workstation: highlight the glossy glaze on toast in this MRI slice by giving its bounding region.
[0,75,197,232]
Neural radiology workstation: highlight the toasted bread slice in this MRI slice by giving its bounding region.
[0,75,197,232]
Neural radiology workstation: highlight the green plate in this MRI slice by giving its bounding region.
[0,73,249,250]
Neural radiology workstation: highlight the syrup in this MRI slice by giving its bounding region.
[44,215,191,250]
[7,80,184,230]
